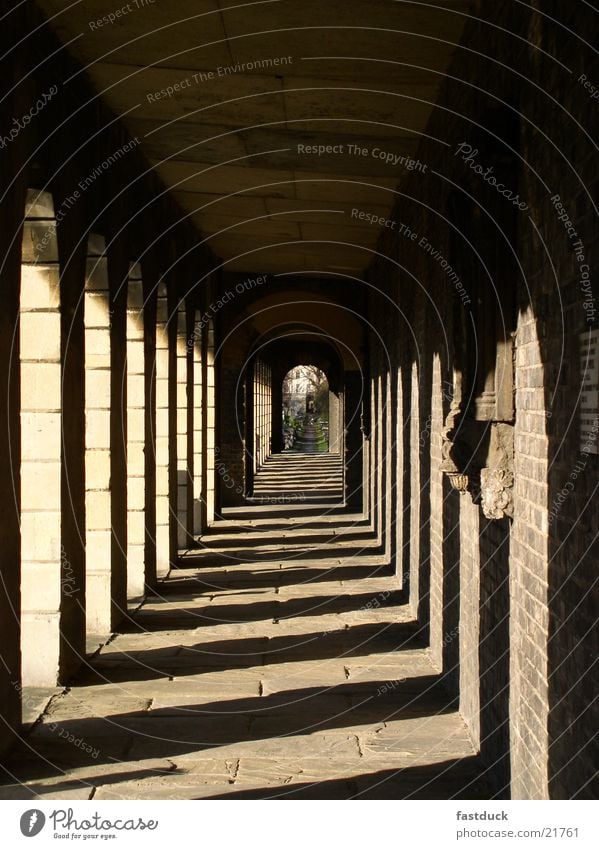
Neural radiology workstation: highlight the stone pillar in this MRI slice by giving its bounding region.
[20,192,63,686]
[383,371,393,559]
[192,311,204,536]
[185,305,195,541]
[108,244,128,623]
[56,192,87,680]
[167,287,178,561]
[205,320,216,522]
[271,376,283,454]
[126,263,146,601]
[395,367,406,585]
[328,391,340,453]
[253,362,259,473]
[266,362,272,458]
[142,275,157,590]
[0,164,25,753]
[155,281,170,576]
[176,304,191,548]
[345,371,363,510]
[84,234,113,636]
[409,360,421,614]
[387,367,398,568]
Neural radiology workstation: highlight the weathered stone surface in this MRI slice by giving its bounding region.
[2,485,479,799]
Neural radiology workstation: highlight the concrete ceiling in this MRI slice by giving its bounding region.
[37,0,471,274]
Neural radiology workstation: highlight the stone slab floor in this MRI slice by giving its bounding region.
[0,487,487,799]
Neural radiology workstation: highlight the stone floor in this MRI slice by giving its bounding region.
[0,455,486,800]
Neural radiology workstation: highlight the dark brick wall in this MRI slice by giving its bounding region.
[366,0,597,800]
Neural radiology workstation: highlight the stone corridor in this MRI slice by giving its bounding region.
[0,455,483,800]
[1,0,596,803]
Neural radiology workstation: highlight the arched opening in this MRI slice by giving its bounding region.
[282,365,330,453]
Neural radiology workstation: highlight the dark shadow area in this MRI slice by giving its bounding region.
[441,479,461,699]
[79,619,421,684]
[200,516,373,535]
[547,497,599,799]
[478,515,511,799]
[400,361,412,596]
[216,504,353,521]
[156,562,395,592]
[120,589,409,632]
[417,359,433,642]
[200,757,487,800]
[178,541,386,567]
[0,677,462,785]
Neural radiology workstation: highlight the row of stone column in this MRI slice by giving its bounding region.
[17,190,215,691]
[253,359,272,471]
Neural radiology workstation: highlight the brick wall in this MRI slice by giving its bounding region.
[366,0,597,799]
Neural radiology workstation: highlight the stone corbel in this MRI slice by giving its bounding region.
[440,403,514,517]
[439,402,481,501]
[480,466,514,520]
[440,434,471,494]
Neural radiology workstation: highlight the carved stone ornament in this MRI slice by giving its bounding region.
[480,467,514,520]
[440,407,476,496]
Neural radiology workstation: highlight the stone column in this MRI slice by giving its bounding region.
[20,192,63,686]
[84,234,113,636]
[409,361,421,614]
[205,320,216,522]
[328,391,340,453]
[271,376,283,454]
[192,311,204,537]
[155,281,170,577]
[0,163,25,753]
[345,371,363,510]
[185,304,195,542]
[176,304,190,548]
[108,244,128,623]
[142,274,157,590]
[56,191,87,681]
[126,263,146,601]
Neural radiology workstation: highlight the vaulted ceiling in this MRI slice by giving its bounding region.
[37,0,471,273]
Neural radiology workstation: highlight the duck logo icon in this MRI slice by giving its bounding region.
[20,810,46,837]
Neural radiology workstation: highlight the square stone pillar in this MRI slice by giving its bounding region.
[108,244,128,624]
[56,193,87,681]
[142,276,157,590]
[126,263,146,601]
[205,321,216,522]
[84,234,113,636]
[155,282,171,576]
[345,371,364,511]
[20,192,62,686]
[0,173,25,752]
[176,305,191,548]
[192,312,203,537]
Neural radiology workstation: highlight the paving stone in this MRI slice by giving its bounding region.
[0,784,92,800]
[2,493,480,799]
